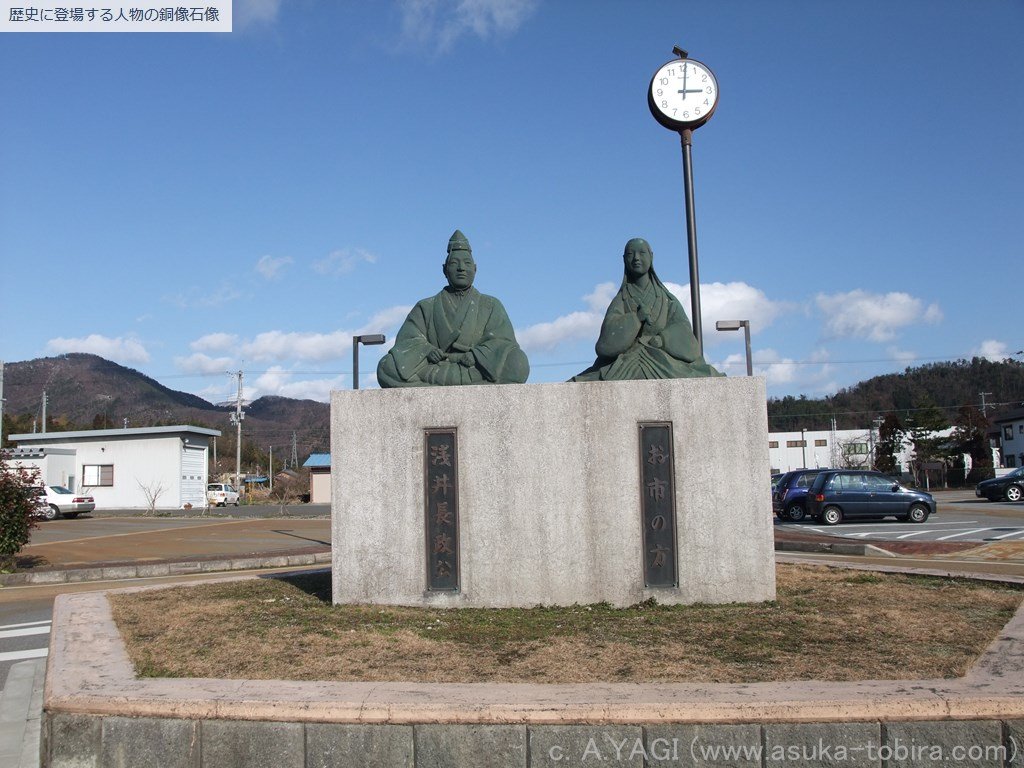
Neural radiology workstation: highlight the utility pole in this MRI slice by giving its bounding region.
[41,390,47,433]
[228,371,245,492]
[980,392,994,418]
[0,362,4,448]
[291,431,298,469]
[269,446,274,490]
[0,360,5,447]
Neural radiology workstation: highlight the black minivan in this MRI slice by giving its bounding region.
[806,470,936,526]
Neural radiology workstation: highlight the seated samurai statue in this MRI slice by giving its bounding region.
[377,230,530,387]
[572,237,722,381]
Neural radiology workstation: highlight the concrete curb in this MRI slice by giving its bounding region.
[775,540,897,557]
[39,566,1024,767]
[0,659,46,768]
[0,551,331,588]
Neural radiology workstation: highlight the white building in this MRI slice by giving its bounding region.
[8,425,220,510]
[995,408,1024,468]
[769,428,877,474]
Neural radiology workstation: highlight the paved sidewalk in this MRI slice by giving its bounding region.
[0,660,45,768]
[2,518,331,587]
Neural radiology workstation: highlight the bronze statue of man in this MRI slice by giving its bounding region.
[572,237,722,381]
[377,230,530,387]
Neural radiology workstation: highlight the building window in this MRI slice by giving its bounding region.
[1008,455,1018,468]
[843,443,869,455]
[815,439,827,447]
[1019,425,1024,435]
[83,464,114,487]
[1005,425,1014,441]
[768,441,779,448]
[786,440,806,448]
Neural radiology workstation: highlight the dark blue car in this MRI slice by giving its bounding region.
[976,467,1024,502]
[772,468,828,521]
[806,470,936,526]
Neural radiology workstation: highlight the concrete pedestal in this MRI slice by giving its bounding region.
[330,377,775,608]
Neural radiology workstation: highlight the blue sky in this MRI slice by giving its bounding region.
[2,0,1021,405]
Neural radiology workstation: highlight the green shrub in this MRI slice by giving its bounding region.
[0,453,39,571]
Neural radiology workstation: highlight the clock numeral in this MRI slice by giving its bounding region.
[706,86,713,94]
[682,111,689,119]
[701,75,708,82]
[667,68,675,76]
[694,107,701,116]
[672,108,677,116]
[656,88,663,97]
[704,99,709,106]
[661,100,668,109]
[660,77,668,86]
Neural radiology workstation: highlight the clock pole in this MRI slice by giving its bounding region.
[679,127,703,353]
[647,46,719,355]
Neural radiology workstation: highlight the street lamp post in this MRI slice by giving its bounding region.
[352,334,386,390]
[715,320,752,376]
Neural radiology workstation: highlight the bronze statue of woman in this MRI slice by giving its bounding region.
[572,238,722,381]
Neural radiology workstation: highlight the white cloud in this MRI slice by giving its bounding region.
[398,0,538,51]
[191,333,240,353]
[234,0,282,27]
[814,290,942,342]
[175,352,236,375]
[248,367,350,402]
[517,280,789,353]
[365,304,414,332]
[244,330,352,362]
[975,339,1009,361]
[255,254,293,280]
[45,334,150,364]
[664,281,789,343]
[887,346,918,365]
[164,284,242,309]
[715,348,799,385]
[312,248,378,277]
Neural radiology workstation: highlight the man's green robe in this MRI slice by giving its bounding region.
[377,287,530,387]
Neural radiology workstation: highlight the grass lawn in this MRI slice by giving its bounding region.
[110,564,1022,684]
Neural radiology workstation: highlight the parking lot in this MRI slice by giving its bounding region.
[776,491,1024,543]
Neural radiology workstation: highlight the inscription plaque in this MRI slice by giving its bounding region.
[639,422,677,588]
[425,428,459,591]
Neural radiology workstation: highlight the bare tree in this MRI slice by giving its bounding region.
[136,479,167,516]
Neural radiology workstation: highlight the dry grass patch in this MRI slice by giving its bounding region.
[110,564,1021,684]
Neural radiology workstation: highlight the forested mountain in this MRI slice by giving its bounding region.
[767,358,1024,431]
[4,354,1022,456]
[0,354,330,468]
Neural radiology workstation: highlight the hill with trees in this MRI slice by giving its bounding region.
[767,358,1024,432]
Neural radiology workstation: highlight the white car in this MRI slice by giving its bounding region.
[207,483,240,507]
[32,486,95,520]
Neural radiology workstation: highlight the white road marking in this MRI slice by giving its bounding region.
[0,648,48,662]
[987,529,1024,541]
[895,530,934,540]
[0,621,51,631]
[935,528,995,541]
[0,626,50,639]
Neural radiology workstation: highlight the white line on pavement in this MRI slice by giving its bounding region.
[935,528,995,541]
[0,621,51,631]
[0,626,51,640]
[988,529,1024,541]
[895,530,934,540]
[0,648,48,662]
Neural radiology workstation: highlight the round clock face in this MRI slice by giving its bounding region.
[648,58,719,131]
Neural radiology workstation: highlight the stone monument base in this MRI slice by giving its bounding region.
[330,378,774,608]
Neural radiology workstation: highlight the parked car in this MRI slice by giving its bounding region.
[976,467,1024,502]
[806,470,936,526]
[207,483,240,507]
[31,486,95,520]
[772,468,828,521]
